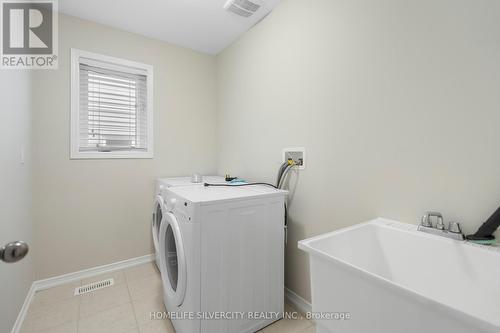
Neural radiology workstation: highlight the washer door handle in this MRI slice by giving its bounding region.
[0,241,29,263]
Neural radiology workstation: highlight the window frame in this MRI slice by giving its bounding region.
[70,48,154,159]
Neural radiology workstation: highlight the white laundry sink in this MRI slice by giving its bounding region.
[299,218,500,333]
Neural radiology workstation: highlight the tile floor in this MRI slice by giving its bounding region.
[20,262,315,333]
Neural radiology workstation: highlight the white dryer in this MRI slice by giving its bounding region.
[152,176,225,268]
[158,184,287,333]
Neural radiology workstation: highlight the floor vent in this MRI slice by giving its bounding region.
[74,278,114,296]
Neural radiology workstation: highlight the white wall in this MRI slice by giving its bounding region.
[32,15,218,279]
[217,0,500,301]
[0,72,34,332]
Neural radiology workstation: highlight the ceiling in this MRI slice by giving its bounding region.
[59,0,282,55]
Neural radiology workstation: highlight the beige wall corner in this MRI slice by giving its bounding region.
[216,0,500,301]
[32,14,218,279]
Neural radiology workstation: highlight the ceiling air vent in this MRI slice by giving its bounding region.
[224,0,264,18]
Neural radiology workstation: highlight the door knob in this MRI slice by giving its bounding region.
[0,241,29,263]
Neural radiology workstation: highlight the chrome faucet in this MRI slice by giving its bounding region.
[418,211,465,241]
[421,211,443,228]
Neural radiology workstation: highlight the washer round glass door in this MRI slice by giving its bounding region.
[159,212,187,307]
[152,195,165,253]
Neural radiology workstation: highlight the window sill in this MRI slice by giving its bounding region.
[70,151,154,160]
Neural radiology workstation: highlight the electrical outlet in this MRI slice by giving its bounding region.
[282,147,306,170]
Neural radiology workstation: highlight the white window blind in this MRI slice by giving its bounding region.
[78,61,148,153]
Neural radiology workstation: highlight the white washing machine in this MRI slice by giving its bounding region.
[158,184,287,333]
[152,176,225,268]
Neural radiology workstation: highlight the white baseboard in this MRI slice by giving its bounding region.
[285,287,312,314]
[11,282,37,333]
[11,254,155,333]
[34,254,155,291]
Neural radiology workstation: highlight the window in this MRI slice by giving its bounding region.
[71,49,153,159]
